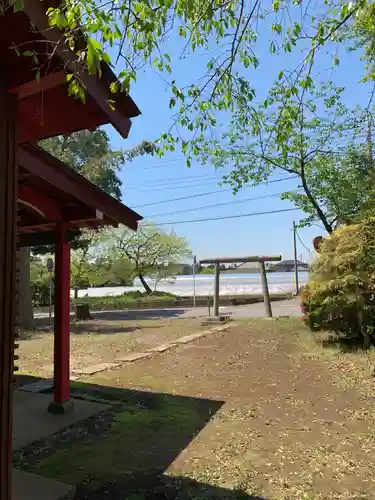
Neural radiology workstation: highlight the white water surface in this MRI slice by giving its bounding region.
[73,272,308,298]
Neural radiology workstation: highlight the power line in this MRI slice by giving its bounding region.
[133,187,229,208]
[125,170,293,190]
[296,229,312,253]
[124,158,185,171]
[127,132,373,172]
[146,190,303,218]
[124,173,223,189]
[133,175,298,208]
[145,207,300,226]
[126,156,184,165]
[127,177,224,193]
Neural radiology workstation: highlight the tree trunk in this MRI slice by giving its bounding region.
[74,288,78,299]
[358,306,370,349]
[139,273,152,294]
[362,329,371,350]
[17,247,35,330]
[75,303,92,321]
[300,163,333,234]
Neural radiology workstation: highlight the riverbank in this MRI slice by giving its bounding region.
[35,292,294,314]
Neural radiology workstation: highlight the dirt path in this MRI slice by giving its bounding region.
[85,319,375,499]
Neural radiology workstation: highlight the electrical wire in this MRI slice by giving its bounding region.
[296,230,312,253]
[125,158,185,171]
[125,171,293,190]
[132,175,298,208]
[129,178,224,193]
[144,207,300,226]
[146,190,303,218]
[124,174,222,189]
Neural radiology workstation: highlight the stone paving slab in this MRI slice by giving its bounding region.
[13,391,109,450]
[118,352,152,362]
[72,362,121,376]
[147,343,177,353]
[173,332,209,344]
[13,469,75,500]
[71,324,237,379]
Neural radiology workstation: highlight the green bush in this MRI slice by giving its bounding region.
[302,217,375,347]
[31,276,54,307]
[73,290,182,310]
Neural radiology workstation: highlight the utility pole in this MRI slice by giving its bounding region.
[293,221,299,295]
[192,255,196,308]
[367,111,373,168]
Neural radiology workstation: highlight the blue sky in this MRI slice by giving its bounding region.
[104,26,373,262]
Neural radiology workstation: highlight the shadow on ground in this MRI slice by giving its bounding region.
[13,380,266,499]
[28,309,188,337]
[320,334,369,353]
[24,322,143,338]
[71,323,160,335]
[13,374,44,389]
[91,308,188,321]
[74,473,267,499]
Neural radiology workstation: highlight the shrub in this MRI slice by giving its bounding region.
[31,275,54,307]
[302,218,375,347]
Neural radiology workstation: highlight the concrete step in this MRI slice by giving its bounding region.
[13,469,75,500]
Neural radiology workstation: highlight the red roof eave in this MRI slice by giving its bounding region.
[18,144,143,231]
[22,0,141,139]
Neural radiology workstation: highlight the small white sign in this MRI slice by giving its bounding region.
[47,258,54,273]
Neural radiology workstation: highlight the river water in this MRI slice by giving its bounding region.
[76,272,309,298]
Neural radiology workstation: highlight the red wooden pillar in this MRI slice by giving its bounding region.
[0,83,17,499]
[48,222,72,414]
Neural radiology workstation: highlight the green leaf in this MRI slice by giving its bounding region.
[169,98,176,108]
[291,86,298,96]
[86,37,102,75]
[23,50,34,57]
[13,0,24,12]
[109,81,119,93]
[88,37,102,51]
[55,11,68,29]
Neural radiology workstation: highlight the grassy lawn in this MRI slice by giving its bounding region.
[17,316,203,378]
[14,317,375,499]
[67,292,291,311]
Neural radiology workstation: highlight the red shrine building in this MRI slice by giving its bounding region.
[0,1,142,498]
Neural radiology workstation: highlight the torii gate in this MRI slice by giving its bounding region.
[199,256,282,318]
